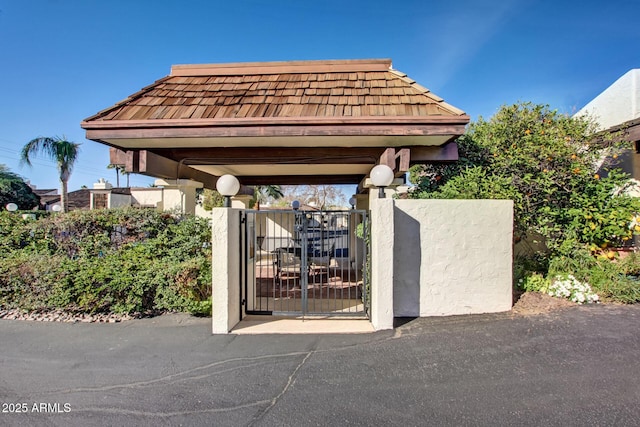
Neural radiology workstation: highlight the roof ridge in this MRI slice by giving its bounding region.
[171,59,392,76]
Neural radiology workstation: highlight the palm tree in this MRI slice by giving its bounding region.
[106,164,130,187]
[254,185,284,210]
[21,136,80,213]
[107,163,122,187]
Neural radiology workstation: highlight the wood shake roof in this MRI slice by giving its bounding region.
[83,59,466,125]
[82,59,469,187]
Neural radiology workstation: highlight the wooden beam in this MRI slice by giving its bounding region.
[397,148,410,171]
[152,147,380,165]
[409,143,458,163]
[137,150,218,189]
[379,148,396,169]
[109,148,139,172]
[378,147,411,177]
[628,123,640,142]
[149,145,458,165]
[109,147,127,165]
[237,175,364,186]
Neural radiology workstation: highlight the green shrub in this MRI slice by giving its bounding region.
[516,272,550,293]
[412,102,640,304]
[0,208,212,316]
[547,247,640,303]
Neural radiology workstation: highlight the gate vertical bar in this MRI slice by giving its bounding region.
[300,211,309,315]
[240,210,245,322]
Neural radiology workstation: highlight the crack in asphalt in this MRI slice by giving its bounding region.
[248,350,314,426]
[71,400,273,417]
[7,326,406,420]
[40,350,316,422]
[37,351,309,396]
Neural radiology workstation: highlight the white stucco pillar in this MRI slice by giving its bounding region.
[211,207,241,334]
[154,179,203,215]
[231,194,253,209]
[369,197,395,330]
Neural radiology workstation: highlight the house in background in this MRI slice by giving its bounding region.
[89,178,205,216]
[24,178,205,215]
[575,69,640,181]
[29,185,92,211]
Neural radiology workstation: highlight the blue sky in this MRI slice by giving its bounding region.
[0,0,639,192]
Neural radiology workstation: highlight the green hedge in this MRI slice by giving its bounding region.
[0,208,212,316]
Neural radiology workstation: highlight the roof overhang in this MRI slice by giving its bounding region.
[81,59,470,189]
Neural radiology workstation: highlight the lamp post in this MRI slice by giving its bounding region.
[216,174,240,207]
[349,197,356,209]
[291,200,300,211]
[370,164,394,198]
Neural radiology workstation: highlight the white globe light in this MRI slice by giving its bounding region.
[349,197,356,207]
[51,204,62,212]
[291,200,300,210]
[5,203,18,212]
[216,174,240,196]
[370,164,394,187]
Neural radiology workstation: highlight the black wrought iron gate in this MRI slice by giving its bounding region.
[240,209,369,317]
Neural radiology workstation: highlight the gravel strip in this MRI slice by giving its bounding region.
[0,308,163,323]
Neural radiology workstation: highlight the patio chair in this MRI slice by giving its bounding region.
[273,248,303,287]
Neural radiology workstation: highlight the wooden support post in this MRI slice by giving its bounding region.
[379,147,410,176]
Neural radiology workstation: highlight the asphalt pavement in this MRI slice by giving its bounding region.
[0,304,639,426]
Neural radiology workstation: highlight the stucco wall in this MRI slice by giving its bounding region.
[211,208,241,333]
[130,188,163,208]
[109,193,131,209]
[393,199,513,317]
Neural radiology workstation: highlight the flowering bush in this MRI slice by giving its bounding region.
[548,274,599,304]
[410,102,640,254]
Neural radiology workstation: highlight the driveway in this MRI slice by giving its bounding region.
[0,304,639,426]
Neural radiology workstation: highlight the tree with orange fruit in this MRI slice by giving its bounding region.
[410,102,640,260]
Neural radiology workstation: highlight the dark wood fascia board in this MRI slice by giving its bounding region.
[82,115,470,130]
[626,121,640,142]
[85,123,468,141]
[592,117,640,147]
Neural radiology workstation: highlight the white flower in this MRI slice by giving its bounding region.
[548,275,599,304]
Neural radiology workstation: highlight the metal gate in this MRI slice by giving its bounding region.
[240,209,369,317]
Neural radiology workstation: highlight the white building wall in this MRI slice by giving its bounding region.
[109,193,132,208]
[393,199,513,317]
[130,188,163,209]
[576,69,640,130]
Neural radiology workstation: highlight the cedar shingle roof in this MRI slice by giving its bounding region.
[84,59,466,124]
[81,60,469,187]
